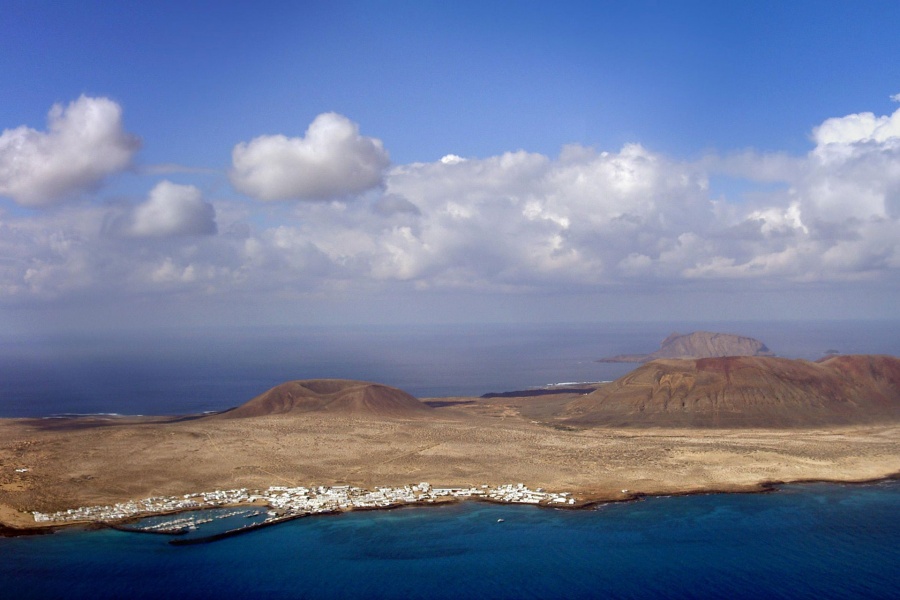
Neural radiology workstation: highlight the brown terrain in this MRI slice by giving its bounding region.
[600,331,774,363]
[218,379,433,419]
[1,359,899,531]
[566,355,900,427]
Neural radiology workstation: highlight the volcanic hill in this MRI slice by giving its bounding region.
[565,354,900,428]
[600,331,774,363]
[218,379,433,419]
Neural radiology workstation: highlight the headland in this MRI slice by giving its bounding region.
[2,362,899,535]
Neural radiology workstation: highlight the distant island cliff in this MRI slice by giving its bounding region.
[599,331,774,363]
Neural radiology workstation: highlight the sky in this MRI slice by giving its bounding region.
[1,0,900,334]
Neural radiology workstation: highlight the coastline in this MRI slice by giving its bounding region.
[3,380,898,539]
[3,472,899,539]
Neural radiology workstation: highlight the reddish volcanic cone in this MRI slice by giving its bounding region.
[218,379,432,419]
[564,355,900,428]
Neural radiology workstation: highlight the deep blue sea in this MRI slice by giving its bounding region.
[2,481,899,599]
[2,320,899,598]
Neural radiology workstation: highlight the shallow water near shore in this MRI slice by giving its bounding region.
[3,480,899,599]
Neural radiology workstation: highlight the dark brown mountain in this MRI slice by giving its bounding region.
[565,354,900,427]
[599,331,774,363]
[219,379,432,419]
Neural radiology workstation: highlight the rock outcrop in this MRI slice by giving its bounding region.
[566,354,900,427]
[599,331,774,363]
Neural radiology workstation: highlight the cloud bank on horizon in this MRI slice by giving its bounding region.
[0,94,899,321]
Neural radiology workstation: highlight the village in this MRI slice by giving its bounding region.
[32,482,578,526]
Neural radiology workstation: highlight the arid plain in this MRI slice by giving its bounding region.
[2,371,899,531]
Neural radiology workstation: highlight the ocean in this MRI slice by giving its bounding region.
[2,481,899,599]
[1,320,898,417]
[1,320,899,598]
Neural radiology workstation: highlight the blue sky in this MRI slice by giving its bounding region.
[1,1,899,332]
[7,1,899,163]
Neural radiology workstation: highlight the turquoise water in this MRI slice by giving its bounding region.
[3,481,898,599]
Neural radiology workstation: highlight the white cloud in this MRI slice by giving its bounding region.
[2,102,900,313]
[127,181,217,238]
[746,202,808,236]
[800,106,900,223]
[693,104,900,283]
[149,258,198,284]
[376,144,713,287]
[812,106,900,149]
[230,112,390,201]
[0,96,140,206]
[0,206,101,299]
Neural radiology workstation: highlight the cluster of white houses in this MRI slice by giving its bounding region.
[33,482,576,524]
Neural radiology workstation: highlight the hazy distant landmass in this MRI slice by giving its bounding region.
[599,331,775,363]
[567,354,900,427]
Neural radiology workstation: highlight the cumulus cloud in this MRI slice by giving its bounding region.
[230,112,390,201]
[372,144,713,287]
[1,202,225,303]
[2,102,900,310]
[745,202,808,236]
[101,181,217,239]
[127,181,217,238]
[689,105,900,282]
[0,96,140,206]
[813,106,900,149]
[801,106,900,223]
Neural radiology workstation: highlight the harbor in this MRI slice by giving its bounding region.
[31,482,579,544]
